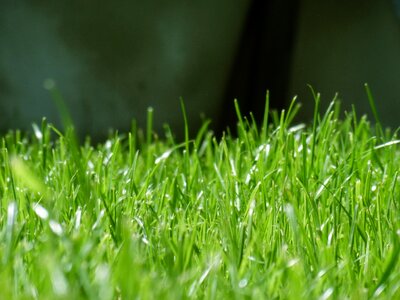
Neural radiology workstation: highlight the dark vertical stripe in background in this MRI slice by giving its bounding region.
[221,0,300,134]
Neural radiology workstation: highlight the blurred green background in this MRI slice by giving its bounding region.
[1,1,399,140]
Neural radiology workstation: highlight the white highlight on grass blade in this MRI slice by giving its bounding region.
[94,264,110,283]
[32,202,49,220]
[94,264,113,299]
[254,143,271,162]
[230,158,237,177]
[189,254,221,296]
[286,258,299,268]
[288,123,306,133]
[373,285,385,297]
[319,287,334,300]
[7,201,17,231]
[105,140,112,150]
[32,123,43,141]
[374,140,400,150]
[103,153,113,165]
[245,165,258,184]
[284,204,296,223]
[49,220,63,236]
[198,264,213,286]
[134,216,145,229]
[51,267,68,296]
[317,268,328,278]
[87,160,94,170]
[315,175,332,199]
[74,207,82,230]
[238,278,248,288]
[92,209,105,230]
[213,163,225,188]
[4,201,17,264]
[155,149,172,165]
[327,229,334,247]
[248,256,265,264]
[248,199,256,217]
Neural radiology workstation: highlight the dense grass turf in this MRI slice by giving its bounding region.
[1,93,400,299]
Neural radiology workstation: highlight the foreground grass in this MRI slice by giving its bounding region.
[1,97,400,299]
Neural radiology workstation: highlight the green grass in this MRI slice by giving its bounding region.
[1,94,400,299]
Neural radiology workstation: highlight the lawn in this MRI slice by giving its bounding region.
[1,90,400,299]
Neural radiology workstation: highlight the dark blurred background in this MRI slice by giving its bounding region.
[1,0,400,140]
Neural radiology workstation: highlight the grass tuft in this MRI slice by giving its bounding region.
[0,95,400,299]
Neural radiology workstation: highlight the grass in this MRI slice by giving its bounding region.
[1,92,400,299]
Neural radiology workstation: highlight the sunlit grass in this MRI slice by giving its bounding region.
[1,92,400,299]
